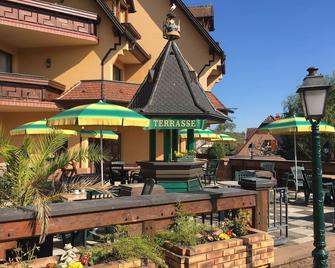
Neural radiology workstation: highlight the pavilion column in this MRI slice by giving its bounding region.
[149,129,156,161]
[172,129,179,160]
[163,129,172,162]
[186,129,195,152]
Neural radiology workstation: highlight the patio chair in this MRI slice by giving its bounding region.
[109,162,127,185]
[203,160,219,185]
[302,170,335,206]
[235,170,256,182]
[260,162,276,178]
[129,170,144,183]
[286,166,305,200]
[141,178,156,195]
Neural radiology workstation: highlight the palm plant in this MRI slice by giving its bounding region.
[0,126,111,243]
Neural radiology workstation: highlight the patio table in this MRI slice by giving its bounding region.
[217,181,240,188]
[123,165,141,182]
[322,174,335,180]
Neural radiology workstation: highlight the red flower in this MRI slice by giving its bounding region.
[80,255,90,265]
[226,229,233,236]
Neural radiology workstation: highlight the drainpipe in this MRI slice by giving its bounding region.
[100,34,122,100]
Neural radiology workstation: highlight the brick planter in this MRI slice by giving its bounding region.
[92,258,156,268]
[0,256,57,268]
[163,228,274,268]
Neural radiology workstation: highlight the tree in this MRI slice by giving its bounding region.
[0,128,108,243]
[282,93,303,117]
[215,120,236,133]
[280,71,335,161]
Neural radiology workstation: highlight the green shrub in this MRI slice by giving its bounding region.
[112,236,167,268]
[155,206,208,247]
[80,227,167,268]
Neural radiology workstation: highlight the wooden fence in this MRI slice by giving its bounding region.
[0,188,267,259]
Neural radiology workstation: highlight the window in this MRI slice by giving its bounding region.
[0,50,12,73]
[113,65,122,81]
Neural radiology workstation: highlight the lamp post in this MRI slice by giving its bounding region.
[297,67,331,268]
[248,143,255,160]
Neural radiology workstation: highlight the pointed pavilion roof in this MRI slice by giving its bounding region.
[129,40,229,123]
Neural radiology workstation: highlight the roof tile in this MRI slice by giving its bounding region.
[57,80,227,112]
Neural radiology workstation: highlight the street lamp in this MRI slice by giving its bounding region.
[248,143,255,160]
[297,67,331,268]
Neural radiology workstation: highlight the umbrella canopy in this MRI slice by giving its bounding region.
[47,101,150,184]
[47,100,149,130]
[259,116,335,191]
[259,116,335,135]
[211,134,237,142]
[179,129,218,139]
[80,130,118,140]
[10,119,77,136]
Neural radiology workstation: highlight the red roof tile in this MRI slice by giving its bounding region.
[206,92,228,111]
[57,80,140,103]
[57,80,227,111]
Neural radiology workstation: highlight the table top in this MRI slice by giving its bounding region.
[322,174,335,180]
[217,181,240,187]
[123,166,140,171]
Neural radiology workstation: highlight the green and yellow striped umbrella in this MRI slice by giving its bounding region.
[80,130,118,140]
[259,116,335,134]
[259,116,335,191]
[179,129,218,139]
[47,100,149,130]
[47,101,149,184]
[211,134,236,142]
[10,119,77,136]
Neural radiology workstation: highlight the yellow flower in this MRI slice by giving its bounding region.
[68,262,83,268]
[218,233,231,240]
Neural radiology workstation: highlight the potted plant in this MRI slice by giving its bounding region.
[174,150,195,162]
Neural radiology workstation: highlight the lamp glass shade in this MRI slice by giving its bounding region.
[300,89,327,119]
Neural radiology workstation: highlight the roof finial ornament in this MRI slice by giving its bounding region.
[163,2,180,40]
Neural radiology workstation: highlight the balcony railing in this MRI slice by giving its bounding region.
[0,72,64,102]
[0,0,98,45]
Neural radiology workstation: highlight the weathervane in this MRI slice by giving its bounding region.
[163,3,180,39]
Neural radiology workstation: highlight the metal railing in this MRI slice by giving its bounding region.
[268,187,288,245]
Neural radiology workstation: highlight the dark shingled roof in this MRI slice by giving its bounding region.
[129,40,229,123]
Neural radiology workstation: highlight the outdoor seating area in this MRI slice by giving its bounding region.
[2,0,335,267]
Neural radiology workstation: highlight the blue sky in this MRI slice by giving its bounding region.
[184,0,335,132]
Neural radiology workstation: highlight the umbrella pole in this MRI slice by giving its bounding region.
[100,129,104,185]
[294,133,298,192]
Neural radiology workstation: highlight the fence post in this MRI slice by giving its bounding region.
[239,178,276,231]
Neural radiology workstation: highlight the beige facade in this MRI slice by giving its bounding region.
[0,0,226,165]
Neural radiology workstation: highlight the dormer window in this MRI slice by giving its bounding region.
[0,50,12,73]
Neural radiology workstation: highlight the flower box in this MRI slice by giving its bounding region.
[0,256,57,268]
[162,228,274,268]
[92,258,156,268]
[2,257,157,268]
[176,156,194,162]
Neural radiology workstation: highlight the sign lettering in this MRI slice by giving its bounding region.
[147,119,206,130]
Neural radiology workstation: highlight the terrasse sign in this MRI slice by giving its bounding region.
[148,119,206,129]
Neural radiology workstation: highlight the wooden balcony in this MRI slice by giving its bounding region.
[0,0,98,47]
[0,72,64,111]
